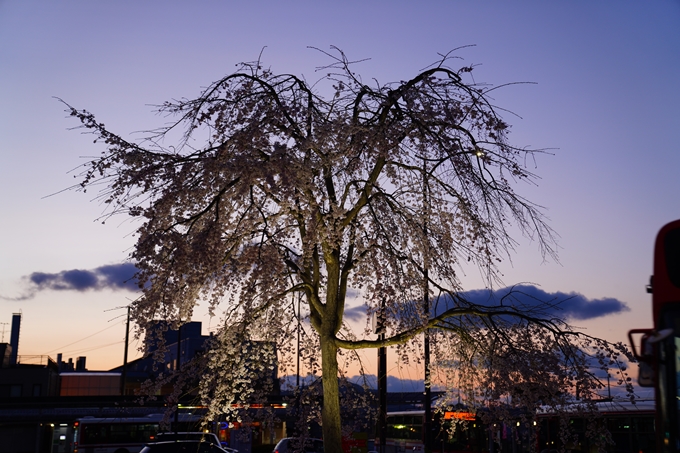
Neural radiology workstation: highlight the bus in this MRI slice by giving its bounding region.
[73,413,205,453]
[383,401,655,453]
[629,219,680,453]
[538,399,655,453]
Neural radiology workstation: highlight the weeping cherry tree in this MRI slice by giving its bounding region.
[65,48,633,453]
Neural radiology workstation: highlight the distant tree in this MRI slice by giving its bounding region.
[65,48,633,453]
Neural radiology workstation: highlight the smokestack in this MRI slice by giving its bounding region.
[0,344,11,368]
[9,313,21,366]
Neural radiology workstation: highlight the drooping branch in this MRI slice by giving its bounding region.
[334,302,578,350]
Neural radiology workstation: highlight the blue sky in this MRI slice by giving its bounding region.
[0,1,679,379]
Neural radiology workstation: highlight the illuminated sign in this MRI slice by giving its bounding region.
[444,411,475,421]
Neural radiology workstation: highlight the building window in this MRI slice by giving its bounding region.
[9,384,22,397]
[32,384,41,397]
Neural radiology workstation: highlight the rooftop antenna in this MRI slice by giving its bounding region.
[0,323,8,342]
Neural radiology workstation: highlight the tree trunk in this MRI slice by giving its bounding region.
[320,335,342,453]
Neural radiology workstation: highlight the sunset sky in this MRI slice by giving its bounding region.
[1,1,679,391]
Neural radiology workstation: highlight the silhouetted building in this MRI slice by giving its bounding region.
[0,353,60,397]
[0,315,60,398]
[110,320,212,395]
[110,321,280,398]
[0,317,282,452]
[60,372,121,396]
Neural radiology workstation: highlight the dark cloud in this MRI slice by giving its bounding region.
[3,262,627,325]
[0,263,141,300]
[95,263,140,290]
[28,263,139,293]
[30,269,98,290]
[343,305,367,322]
[304,285,628,327]
[441,285,629,321]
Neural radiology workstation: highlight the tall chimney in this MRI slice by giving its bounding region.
[9,313,21,366]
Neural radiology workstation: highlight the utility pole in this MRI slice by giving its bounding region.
[120,306,130,396]
[377,298,387,453]
[174,322,183,435]
[297,294,301,389]
[296,294,301,438]
[422,157,432,453]
[424,278,431,452]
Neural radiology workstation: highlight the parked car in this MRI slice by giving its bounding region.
[141,441,231,453]
[153,433,238,453]
[272,438,324,453]
[155,432,221,444]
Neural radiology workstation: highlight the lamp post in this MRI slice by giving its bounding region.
[422,157,432,452]
[377,298,387,453]
[174,322,183,435]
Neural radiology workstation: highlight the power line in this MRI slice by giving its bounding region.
[42,320,123,355]
[57,340,124,357]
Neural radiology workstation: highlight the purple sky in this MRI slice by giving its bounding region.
[0,1,679,382]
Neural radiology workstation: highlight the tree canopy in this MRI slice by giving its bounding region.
[66,48,633,452]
